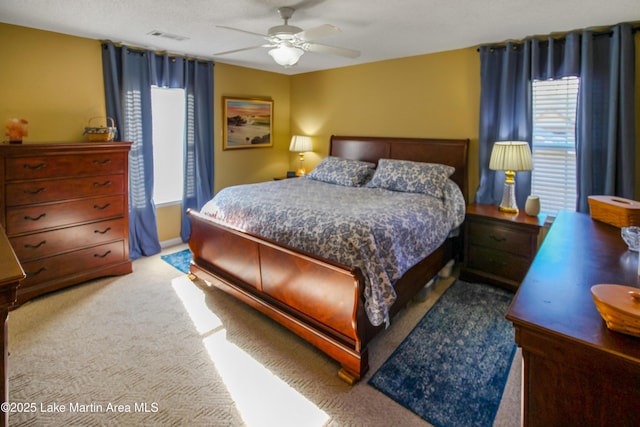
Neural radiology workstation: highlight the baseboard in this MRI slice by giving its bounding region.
[160,237,184,249]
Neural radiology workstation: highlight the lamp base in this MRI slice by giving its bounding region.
[499,175,519,214]
[296,153,306,176]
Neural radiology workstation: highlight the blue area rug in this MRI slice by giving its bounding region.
[160,248,192,274]
[369,280,516,427]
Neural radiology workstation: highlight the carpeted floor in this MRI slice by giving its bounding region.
[8,244,521,426]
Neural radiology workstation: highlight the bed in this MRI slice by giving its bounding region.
[187,135,469,383]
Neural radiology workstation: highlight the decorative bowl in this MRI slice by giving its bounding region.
[591,284,640,337]
[621,226,640,252]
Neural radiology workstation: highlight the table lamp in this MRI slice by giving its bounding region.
[489,141,533,213]
[289,135,312,176]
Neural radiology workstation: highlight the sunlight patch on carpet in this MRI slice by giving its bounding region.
[171,276,329,426]
[369,280,516,427]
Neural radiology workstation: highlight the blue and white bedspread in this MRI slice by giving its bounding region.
[200,177,465,326]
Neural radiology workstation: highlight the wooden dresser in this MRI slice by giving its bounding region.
[0,225,23,427]
[506,211,640,426]
[0,142,132,304]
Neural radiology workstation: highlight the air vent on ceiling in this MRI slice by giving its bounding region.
[147,30,189,41]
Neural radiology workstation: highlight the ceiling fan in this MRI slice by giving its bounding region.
[214,6,360,67]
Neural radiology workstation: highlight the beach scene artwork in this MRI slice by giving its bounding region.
[223,98,273,149]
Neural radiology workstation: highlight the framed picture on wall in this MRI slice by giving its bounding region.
[223,97,273,149]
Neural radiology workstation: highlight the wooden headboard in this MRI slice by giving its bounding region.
[329,135,469,202]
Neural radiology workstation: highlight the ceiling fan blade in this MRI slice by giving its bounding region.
[213,45,270,56]
[296,24,340,41]
[304,42,360,58]
[217,25,268,38]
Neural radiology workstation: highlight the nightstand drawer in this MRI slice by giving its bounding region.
[467,245,531,282]
[468,221,532,257]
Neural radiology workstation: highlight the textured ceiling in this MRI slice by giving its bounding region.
[1,0,638,75]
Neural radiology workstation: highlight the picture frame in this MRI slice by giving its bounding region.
[222,97,273,149]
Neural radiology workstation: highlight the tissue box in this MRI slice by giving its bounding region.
[588,195,640,228]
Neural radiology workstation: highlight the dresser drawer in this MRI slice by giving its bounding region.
[467,245,531,282]
[4,152,126,181]
[467,220,533,258]
[19,240,126,289]
[5,174,125,206]
[10,218,126,261]
[5,195,124,235]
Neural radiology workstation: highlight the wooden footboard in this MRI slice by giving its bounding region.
[187,209,371,381]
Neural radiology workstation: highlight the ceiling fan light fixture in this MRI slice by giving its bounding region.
[268,44,304,67]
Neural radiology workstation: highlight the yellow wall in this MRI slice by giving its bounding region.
[0,24,106,141]
[213,63,291,192]
[290,49,480,198]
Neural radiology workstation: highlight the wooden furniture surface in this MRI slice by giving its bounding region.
[188,135,469,383]
[0,225,23,427]
[462,203,546,290]
[506,210,640,427]
[0,142,132,304]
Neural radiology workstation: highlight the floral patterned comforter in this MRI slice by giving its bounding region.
[200,177,465,326]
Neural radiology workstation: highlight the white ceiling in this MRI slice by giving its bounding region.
[1,0,638,75]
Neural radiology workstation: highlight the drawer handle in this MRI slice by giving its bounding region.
[24,240,47,249]
[93,180,113,188]
[489,234,507,243]
[93,159,112,166]
[93,203,112,210]
[23,187,46,195]
[24,213,46,221]
[27,267,47,277]
[94,250,112,258]
[23,163,47,171]
[94,227,112,235]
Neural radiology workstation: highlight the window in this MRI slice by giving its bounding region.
[151,86,185,206]
[531,77,579,216]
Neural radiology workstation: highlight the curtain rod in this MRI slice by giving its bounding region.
[476,22,640,52]
[101,40,215,64]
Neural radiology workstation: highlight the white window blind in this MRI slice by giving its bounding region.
[531,77,579,216]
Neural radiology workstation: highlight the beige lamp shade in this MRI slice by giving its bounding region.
[289,135,312,152]
[489,141,533,171]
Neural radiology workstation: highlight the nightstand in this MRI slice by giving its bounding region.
[461,203,546,290]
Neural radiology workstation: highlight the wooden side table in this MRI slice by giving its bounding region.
[461,203,546,290]
[0,226,23,427]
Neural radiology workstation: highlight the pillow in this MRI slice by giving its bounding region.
[366,158,455,198]
[306,156,376,187]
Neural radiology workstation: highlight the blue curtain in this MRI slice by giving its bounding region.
[475,42,532,209]
[575,25,636,211]
[476,23,636,212]
[102,42,214,259]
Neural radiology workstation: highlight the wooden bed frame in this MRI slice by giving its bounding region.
[187,135,469,383]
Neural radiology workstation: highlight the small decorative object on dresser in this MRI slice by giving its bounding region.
[462,203,546,290]
[4,118,28,144]
[588,195,640,228]
[0,142,132,305]
[524,194,541,216]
